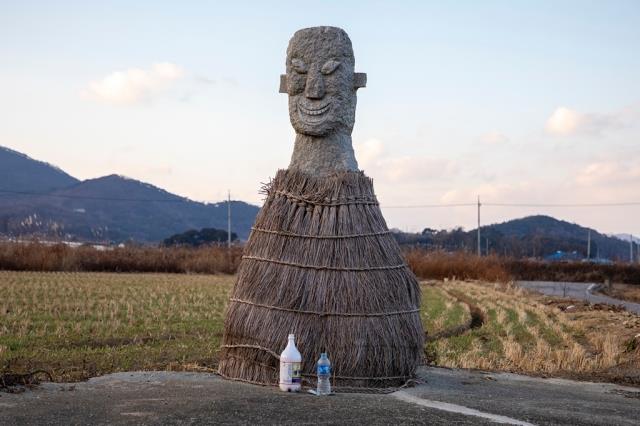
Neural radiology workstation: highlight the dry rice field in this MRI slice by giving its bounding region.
[427,280,640,384]
[1,271,639,385]
[0,272,232,382]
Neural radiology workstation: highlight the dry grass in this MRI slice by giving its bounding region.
[426,280,640,384]
[406,250,511,282]
[599,283,640,304]
[0,242,242,274]
[0,271,235,382]
[3,242,640,285]
[406,249,640,285]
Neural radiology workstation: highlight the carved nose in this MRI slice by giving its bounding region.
[305,72,325,99]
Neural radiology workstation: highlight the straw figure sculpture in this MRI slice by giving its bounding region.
[218,26,425,389]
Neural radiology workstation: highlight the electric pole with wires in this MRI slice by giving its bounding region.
[477,196,481,256]
[227,190,231,250]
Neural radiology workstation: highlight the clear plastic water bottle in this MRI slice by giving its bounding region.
[316,352,331,395]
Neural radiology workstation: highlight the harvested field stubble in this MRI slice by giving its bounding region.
[0,272,234,382]
[427,280,640,385]
[1,271,638,387]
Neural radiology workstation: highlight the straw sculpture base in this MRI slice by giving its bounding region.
[218,169,424,389]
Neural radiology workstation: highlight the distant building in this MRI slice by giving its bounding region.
[545,250,583,262]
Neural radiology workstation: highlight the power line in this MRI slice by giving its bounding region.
[382,201,640,208]
[382,203,476,208]
[1,188,640,208]
[483,202,640,207]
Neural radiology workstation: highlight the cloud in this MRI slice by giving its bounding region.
[383,156,458,182]
[355,138,384,167]
[83,62,185,105]
[544,106,622,136]
[354,139,457,182]
[575,160,640,186]
[440,183,529,204]
[480,131,509,144]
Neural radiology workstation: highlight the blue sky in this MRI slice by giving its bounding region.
[2,1,639,235]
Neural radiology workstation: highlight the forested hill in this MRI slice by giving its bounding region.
[0,145,259,243]
[394,215,636,261]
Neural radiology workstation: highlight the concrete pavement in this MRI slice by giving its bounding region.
[517,280,640,314]
[2,367,639,425]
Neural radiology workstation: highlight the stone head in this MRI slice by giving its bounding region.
[280,27,366,137]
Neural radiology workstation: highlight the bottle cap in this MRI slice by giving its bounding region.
[288,333,295,339]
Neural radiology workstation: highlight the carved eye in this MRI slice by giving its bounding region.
[291,58,307,74]
[321,60,341,75]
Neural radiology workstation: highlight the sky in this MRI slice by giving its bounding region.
[1,1,639,236]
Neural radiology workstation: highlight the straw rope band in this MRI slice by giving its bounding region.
[272,190,379,207]
[302,373,413,380]
[230,297,420,318]
[251,227,391,239]
[220,344,281,360]
[242,255,408,272]
[223,354,279,371]
[216,370,276,387]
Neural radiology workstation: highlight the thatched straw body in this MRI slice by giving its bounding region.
[218,169,424,388]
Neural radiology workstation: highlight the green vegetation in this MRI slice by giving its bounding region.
[421,285,469,333]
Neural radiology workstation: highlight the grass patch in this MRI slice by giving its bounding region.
[421,285,470,334]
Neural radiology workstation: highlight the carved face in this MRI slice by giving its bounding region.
[285,27,357,137]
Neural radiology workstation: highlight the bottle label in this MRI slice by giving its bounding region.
[292,362,301,384]
[280,361,302,384]
[317,365,331,375]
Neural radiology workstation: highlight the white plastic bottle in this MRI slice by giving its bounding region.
[279,333,302,392]
[316,352,331,395]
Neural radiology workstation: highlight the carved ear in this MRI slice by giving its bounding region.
[279,74,288,93]
[354,72,367,89]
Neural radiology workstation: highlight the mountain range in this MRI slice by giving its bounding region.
[394,215,638,261]
[0,146,259,243]
[2,145,637,258]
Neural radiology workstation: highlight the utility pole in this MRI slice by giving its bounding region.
[477,196,481,256]
[227,190,231,250]
[587,230,591,259]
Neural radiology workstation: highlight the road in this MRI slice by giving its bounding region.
[517,280,640,315]
[2,367,639,425]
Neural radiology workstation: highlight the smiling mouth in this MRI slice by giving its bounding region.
[297,101,331,123]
